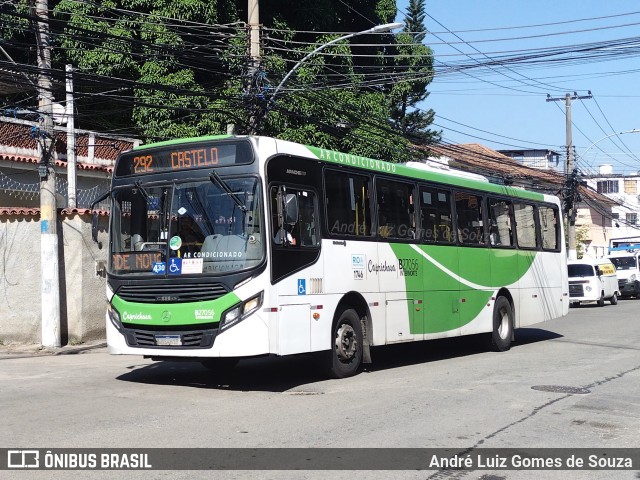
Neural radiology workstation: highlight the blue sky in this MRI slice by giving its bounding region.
[394,1,640,175]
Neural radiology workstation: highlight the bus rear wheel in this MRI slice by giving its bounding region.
[491,297,513,352]
[328,309,363,379]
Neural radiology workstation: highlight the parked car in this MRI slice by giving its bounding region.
[568,258,619,307]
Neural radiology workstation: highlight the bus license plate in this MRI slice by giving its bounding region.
[155,335,182,346]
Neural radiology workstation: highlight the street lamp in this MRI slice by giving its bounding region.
[269,22,403,106]
[581,129,640,161]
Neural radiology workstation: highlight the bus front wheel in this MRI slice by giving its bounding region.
[328,308,363,379]
[491,297,513,352]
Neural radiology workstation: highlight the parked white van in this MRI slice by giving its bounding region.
[568,258,619,307]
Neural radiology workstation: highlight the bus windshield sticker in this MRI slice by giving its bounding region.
[152,262,166,275]
[169,236,182,250]
[182,258,203,274]
[168,258,182,275]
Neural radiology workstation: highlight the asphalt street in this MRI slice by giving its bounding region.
[1,298,639,480]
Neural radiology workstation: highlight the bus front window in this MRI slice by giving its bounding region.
[109,177,264,276]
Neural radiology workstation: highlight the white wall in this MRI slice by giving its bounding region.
[0,213,109,344]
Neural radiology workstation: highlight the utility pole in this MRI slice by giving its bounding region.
[247,0,260,134]
[546,91,592,260]
[35,0,61,347]
[66,64,76,209]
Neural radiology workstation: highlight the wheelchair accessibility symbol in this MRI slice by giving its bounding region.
[168,257,182,275]
[297,279,306,295]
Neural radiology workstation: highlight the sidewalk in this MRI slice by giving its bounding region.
[0,339,107,359]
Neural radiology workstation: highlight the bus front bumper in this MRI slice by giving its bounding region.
[106,311,270,358]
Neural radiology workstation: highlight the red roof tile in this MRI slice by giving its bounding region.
[0,207,110,217]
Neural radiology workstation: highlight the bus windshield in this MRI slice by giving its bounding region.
[109,176,264,276]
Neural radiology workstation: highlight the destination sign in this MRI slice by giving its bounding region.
[111,252,162,272]
[114,140,253,177]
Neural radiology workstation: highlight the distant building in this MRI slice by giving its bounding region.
[578,164,640,257]
[497,149,562,171]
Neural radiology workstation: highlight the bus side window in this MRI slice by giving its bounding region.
[325,170,372,237]
[376,178,415,240]
[488,198,514,247]
[514,202,538,249]
[455,191,486,245]
[270,186,319,248]
[297,190,319,247]
[538,205,559,250]
[420,187,453,243]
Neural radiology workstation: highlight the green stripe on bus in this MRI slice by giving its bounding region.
[390,243,535,334]
[133,135,233,151]
[111,291,241,326]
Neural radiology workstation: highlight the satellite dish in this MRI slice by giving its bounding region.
[52,102,67,125]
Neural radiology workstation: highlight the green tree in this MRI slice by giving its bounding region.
[1,0,439,162]
[389,0,440,147]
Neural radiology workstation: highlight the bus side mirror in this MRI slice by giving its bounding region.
[283,193,298,225]
[91,211,102,249]
[594,266,601,276]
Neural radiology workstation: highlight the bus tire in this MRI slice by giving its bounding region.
[610,292,618,305]
[597,293,605,307]
[328,308,363,379]
[491,296,513,352]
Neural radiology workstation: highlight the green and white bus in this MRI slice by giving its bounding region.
[99,135,568,378]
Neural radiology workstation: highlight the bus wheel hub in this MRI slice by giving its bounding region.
[335,324,357,361]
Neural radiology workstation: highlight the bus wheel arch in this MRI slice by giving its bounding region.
[491,289,514,352]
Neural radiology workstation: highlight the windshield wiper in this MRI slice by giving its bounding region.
[209,172,247,213]
[134,180,151,203]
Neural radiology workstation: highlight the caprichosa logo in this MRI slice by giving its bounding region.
[122,312,152,321]
[367,260,397,274]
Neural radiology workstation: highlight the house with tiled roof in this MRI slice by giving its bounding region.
[0,116,139,211]
[0,115,139,345]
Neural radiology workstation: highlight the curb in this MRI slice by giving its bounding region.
[0,341,107,358]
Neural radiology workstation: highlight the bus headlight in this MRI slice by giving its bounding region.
[220,291,263,331]
[585,286,592,292]
[629,274,637,283]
